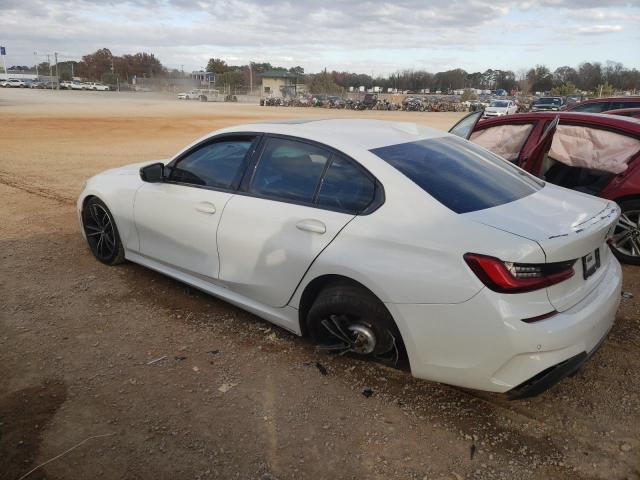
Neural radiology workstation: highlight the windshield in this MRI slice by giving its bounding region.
[490,101,509,108]
[535,97,561,105]
[371,136,542,214]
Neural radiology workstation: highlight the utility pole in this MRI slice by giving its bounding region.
[54,52,59,87]
[71,61,74,78]
[47,54,53,91]
[34,52,38,77]
[249,62,253,94]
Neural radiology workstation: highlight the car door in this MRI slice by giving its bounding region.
[216,136,377,308]
[449,110,484,140]
[133,134,258,279]
[519,115,560,176]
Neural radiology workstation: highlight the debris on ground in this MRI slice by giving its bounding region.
[174,356,187,361]
[218,383,239,393]
[362,388,374,398]
[470,443,477,460]
[207,350,220,355]
[315,362,328,376]
[621,291,634,299]
[146,355,167,365]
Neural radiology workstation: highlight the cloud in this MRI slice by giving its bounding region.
[577,24,624,34]
[0,0,638,73]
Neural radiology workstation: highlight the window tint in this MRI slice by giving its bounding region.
[250,138,330,202]
[317,154,375,212]
[170,138,253,188]
[571,102,609,113]
[371,136,542,214]
[609,101,640,110]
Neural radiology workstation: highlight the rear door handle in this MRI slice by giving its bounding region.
[195,201,216,214]
[296,219,326,234]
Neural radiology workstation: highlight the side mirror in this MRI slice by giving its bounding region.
[140,162,165,183]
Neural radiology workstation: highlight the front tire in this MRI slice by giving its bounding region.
[82,197,125,265]
[306,282,405,367]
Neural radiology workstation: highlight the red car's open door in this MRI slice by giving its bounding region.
[449,110,484,140]
[519,115,559,172]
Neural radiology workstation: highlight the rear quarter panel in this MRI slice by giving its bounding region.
[290,169,546,306]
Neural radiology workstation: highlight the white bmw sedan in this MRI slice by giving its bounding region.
[78,118,622,398]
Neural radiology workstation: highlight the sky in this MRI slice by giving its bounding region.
[0,0,639,75]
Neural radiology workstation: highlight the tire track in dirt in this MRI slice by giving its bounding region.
[0,170,73,205]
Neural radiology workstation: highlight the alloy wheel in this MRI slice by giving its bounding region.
[611,210,640,258]
[83,203,117,261]
[317,313,399,365]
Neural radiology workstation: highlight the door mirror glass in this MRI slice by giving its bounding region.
[140,162,165,183]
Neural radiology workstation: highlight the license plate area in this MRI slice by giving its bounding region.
[582,249,601,280]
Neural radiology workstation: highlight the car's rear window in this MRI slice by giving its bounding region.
[370,136,542,214]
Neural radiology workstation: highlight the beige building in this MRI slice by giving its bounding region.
[259,70,306,97]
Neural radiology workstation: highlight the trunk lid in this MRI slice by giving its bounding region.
[464,184,619,311]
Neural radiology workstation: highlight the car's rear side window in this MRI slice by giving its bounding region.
[609,101,640,110]
[371,136,542,214]
[250,138,330,202]
[316,154,375,212]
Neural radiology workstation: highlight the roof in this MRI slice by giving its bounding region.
[257,70,299,79]
[214,118,448,151]
[576,96,640,102]
[477,111,640,132]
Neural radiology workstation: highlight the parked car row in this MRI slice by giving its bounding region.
[0,78,47,88]
[528,95,640,114]
[0,79,112,90]
[59,81,110,91]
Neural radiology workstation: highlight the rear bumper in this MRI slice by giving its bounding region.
[507,323,610,399]
[387,254,621,395]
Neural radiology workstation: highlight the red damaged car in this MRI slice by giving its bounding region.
[450,111,640,264]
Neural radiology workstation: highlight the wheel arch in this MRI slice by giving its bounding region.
[296,273,411,369]
[297,274,393,336]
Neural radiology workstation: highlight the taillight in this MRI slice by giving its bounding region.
[464,253,575,294]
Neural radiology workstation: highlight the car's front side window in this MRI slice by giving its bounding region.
[249,138,330,203]
[169,137,255,189]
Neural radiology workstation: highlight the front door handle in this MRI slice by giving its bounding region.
[195,201,216,214]
[296,219,326,234]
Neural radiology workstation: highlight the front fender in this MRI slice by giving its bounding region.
[77,173,143,252]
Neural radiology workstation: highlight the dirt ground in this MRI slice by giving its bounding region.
[0,89,638,480]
